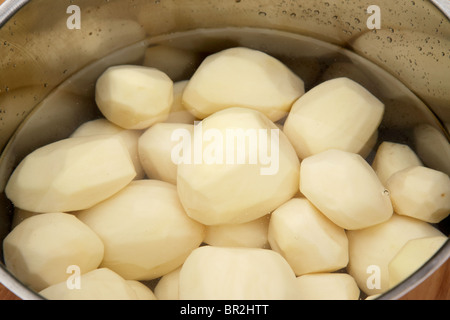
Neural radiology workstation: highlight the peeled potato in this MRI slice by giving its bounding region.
[177,107,300,225]
[139,123,194,185]
[268,198,348,276]
[71,118,145,179]
[3,213,104,292]
[283,77,384,159]
[179,246,298,300]
[165,81,197,124]
[300,149,393,230]
[295,273,360,300]
[126,281,157,300]
[204,215,270,249]
[5,136,136,213]
[95,65,173,130]
[388,236,448,289]
[372,141,423,186]
[347,214,445,296]
[386,166,450,223]
[39,268,138,300]
[154,267,182,300]
[77,180,205,281]
[182,47,305,122]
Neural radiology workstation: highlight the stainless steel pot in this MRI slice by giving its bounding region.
[0,0,449,300]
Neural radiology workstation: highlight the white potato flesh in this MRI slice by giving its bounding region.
[268,198,348,276]
[372,141,423,186]
[39,268,138,300]
[3,213,104,292]
[5,136,136,213]
[165,81,197,124]
[126,281,157,300]
[388,236,448,289]
[143,45,203,81]
[177,107,300,225]
[386,166,450,223]
[70,118,145,180]
[95,65,173,130]
[300,149,393,230]
[182,47,305,122]
[179,246,298,300]
[154,267,182,300]
[295,273,360,300]
[138,123,194,185]
[347,214,445,296]
[204,215,270,249]
[77,180,205,281]
[283,77,385,159]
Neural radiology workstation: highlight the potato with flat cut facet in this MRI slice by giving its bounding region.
[268,198,348,276]
[5,135,136,213]
[295,273,360,300]
[300,149,393,230]
[179,246,298,300]
[182,47,305,122]
[126,281,157,300]
[77,180,205,281]
[388,236,448,289]
[95,65,173,130]
[284,77,384,159]
[372,141,423,186]
[204,215,270,249]
[3,213,104,292]
[386,166,450,223]
[154,267,182,300]
[177,107,300,226]
[39,268,138,300]
[347,214,445,296]
[139,123,194,185]
[71,118,145,180]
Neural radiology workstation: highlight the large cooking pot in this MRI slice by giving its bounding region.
[0,0,449,300]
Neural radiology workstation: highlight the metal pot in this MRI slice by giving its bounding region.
[0,0,449,300]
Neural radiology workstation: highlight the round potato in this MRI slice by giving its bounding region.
[154,267,182,300]
[70,118,145,180]
[372,141,423,186]
[283,77,384,159]
[182,47,304,122]
[177,107,300,225]
[77,180,205,281]
[139,123,194,184]
[386,166,450,223]
[3,213,104,292]
[268,198,348,276]
[295,273,360,300]
[179,246,298,300]
[95,65,173,130]
[39,268,138,300]
[347,214,445,296]
[300,149,393,230]
[5,135,136,213]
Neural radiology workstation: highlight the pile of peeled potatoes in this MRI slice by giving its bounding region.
[2,47,449,300]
